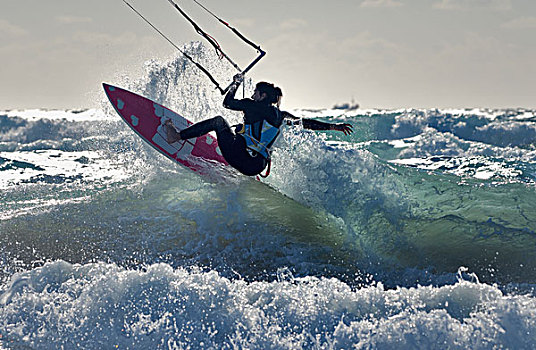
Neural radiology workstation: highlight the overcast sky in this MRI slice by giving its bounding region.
[1,0,535,110]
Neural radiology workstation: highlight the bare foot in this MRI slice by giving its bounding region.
[164,120,182,143]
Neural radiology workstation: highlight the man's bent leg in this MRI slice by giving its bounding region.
[180,116,229,140]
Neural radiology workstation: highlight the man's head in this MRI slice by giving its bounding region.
[253,82,281,105]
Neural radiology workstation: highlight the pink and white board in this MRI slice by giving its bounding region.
[103,83,228,172]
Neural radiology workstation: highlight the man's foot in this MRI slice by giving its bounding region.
[164,119,182,143]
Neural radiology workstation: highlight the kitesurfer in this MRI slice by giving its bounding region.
[164,74,353,176]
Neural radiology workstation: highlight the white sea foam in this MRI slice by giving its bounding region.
[0,150,127,188]
[0,261,535,349]
[0,108,109,122]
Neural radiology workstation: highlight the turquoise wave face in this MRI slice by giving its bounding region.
[1,107,535,287]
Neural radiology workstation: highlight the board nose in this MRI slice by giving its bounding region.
[102,83,118,95]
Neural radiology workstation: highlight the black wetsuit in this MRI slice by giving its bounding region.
[179,86,283,176]
[178,85,336,176]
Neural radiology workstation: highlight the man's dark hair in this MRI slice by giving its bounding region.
[256,82,279,104]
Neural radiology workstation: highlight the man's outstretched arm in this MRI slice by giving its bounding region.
[283,111,354,135]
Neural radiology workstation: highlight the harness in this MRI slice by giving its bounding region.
[237,108,282,159]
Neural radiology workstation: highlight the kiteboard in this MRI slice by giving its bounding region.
[102,83,228,173]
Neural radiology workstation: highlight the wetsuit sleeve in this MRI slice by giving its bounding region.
[223,85,250,111]
[302,119,333,131]
[282,111,333,130]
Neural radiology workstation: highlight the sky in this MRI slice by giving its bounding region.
[1,0,535,110]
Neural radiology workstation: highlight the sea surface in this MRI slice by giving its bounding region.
[1,43,536,349]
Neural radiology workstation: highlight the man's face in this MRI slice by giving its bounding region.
[252,89,266,102]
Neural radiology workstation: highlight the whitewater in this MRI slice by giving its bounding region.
[1,43,536,349]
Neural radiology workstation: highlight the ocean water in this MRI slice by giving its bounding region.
[1,43,536,349]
